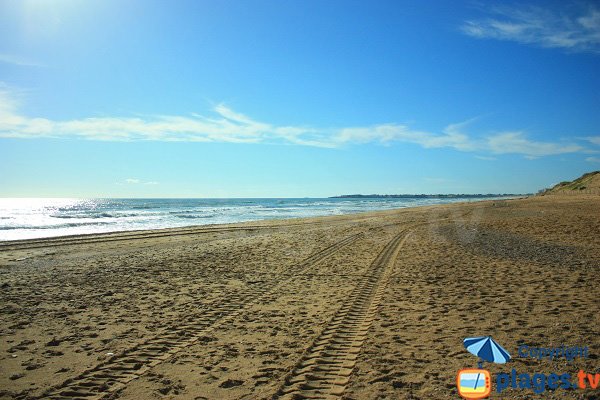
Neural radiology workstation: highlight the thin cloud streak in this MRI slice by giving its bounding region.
[117,178,159,185]
[462,5,600,54]
[485,132,582,157]
[0,54,43,67]
[0,88,586,158]
[585,136,600,146]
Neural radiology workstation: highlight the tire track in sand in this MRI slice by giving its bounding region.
[0,223,310,252]
[0,216,373,252]
[38,232,365,400]
[274,229,411,400]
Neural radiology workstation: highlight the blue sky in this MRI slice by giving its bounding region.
[0,0,599,197]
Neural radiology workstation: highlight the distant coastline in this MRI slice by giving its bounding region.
[330,193,526,199]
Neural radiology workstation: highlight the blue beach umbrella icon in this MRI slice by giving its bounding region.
[463,336,511,367]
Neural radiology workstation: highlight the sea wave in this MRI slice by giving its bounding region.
[0,221,114,230]
[175,214,213,219]
[51,212,140,219]
[168,207,250,215]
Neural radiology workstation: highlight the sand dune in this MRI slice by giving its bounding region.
[0,196,598,399]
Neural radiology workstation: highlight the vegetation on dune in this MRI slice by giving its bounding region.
[540,171,600,195]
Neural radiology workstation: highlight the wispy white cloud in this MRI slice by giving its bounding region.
[585,156,600,163]
[0,86,588,158]
[485,131,582,157]
[332,120,477,151]
[585,136,600,145]
[118,178,159,185]
[0,54,43,67]
[475,155,497,161]
[462,5,600,54]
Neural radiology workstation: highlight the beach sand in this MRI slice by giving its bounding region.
[0,196,598,399]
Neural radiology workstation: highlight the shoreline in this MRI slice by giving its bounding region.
[1,195,598,399]
[0,195,527,246]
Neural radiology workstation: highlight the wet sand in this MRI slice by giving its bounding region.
[0,196,598,399]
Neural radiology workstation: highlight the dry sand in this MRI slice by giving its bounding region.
[0,196,598,399]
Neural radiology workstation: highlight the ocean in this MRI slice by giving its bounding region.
[0,197,513,241]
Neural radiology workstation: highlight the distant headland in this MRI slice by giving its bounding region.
[330,193,526,199]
